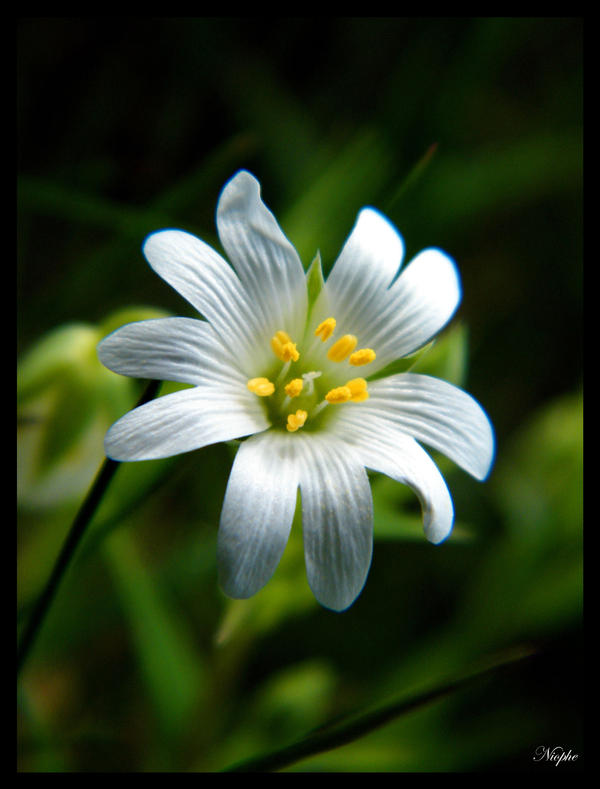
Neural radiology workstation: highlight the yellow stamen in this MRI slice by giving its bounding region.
[285,378,304,398]
[349,348,376,366]
[271,330,300,362]
[349,390,369,402]
[315,317,336,342]
[325,386,352,404]
[327,334,357,362]
[281,342,299,362]
[247,377,275,397]
[346,377,369,402]
[286,409,308,432]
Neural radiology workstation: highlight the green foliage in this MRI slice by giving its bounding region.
[17,309,167,510]
[369,322,468,385]
[17,18,582,773]
[305,250,325,320]
[104,527,205,744]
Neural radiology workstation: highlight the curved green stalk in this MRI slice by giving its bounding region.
[222,645,537,773]
[17,379,161,677]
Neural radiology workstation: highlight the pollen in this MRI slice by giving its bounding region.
[271,330,300,362]
[247,377,275,397]
[315,317,336,342]
[286,409,308,432]
[285,378,304,398]
[281,342,300,362]
[349,348,376,366]
[325,385,352,404]
[327,334,358,362]
[346,377,369,402]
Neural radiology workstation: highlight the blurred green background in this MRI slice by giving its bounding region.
[17,18,582,772]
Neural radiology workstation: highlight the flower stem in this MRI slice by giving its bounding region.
[275,360,291,386]
[222,644,537,773]
[17,379,161,678]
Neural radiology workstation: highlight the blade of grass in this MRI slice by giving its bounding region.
[104,526,204,743]
[384,142,439,212]
[16,379,161,677]
[222,644,537,773]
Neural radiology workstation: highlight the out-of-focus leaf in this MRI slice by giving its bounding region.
[453,391,583,650]
[385,142,439,211]
[98,307,170,339]
[18,177,172,238]
[282,130,393,267]
[18,399,110,509]
[17,685,70,772]
[372,474,474,543]
[79,455,176,559]
[408,322,468,387]
[416,131,582,232]
[368,324,468,387]
[17,311,171,508]
[215,660,337,770]
[493,390,582,546]
[18,323,100,404]
[253,661,336,737]
[223,645,536,772]
[104,527,204,742]
[214,497,315,647]
[36,369,98,469]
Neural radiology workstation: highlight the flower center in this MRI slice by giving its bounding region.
[246,317,376,432]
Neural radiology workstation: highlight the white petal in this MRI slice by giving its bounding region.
[330,412,454,544]
[317,246,461,375]
[364,373,495,480]
[217,431,299,599]
[311,208,404,334]
[295,433,373,612]
[142,229,267,374]
[216,171,308,345]
[98,317,245,387]
[372,248,462,365]
[104,386,269,461]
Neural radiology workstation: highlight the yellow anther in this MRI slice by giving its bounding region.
[325,386,352,404]
[247,377,275,397]
[271,330,300,362]
[315,317,336,342]
[346,378,369,402]
[281,342,300,362]
[285,378,304,398]
[286,409,308,432]
[327,334,358,362]
[349,348,376,366]
[272,330,292,347]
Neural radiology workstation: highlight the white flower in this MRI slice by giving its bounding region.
[98,170,494,612]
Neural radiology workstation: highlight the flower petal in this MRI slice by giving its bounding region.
[98,317,246,387]
[319,246,461,374]
[311,208,404,335]
[295,433,373,612]
[104,386,269,461]
[330,412,454,543]
[142,229,267,374]
[216,170,308,345]
[217,431,299,599]
[363,373,495,480]
[372,248,462,364]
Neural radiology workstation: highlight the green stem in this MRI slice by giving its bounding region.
[385,142,439,211]
[17,379,161,678]
[222,645,537,773]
